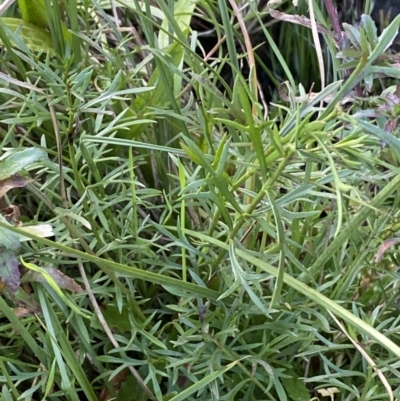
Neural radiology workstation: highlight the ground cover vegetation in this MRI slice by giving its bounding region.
[0,0,400,400]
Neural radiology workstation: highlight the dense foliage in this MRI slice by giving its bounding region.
[0,0,400,400]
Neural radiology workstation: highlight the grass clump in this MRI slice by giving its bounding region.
[0,0,400,400]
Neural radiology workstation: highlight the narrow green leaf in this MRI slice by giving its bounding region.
[267,192,286,307]
[184,228,400,359]
[0,220,220,300]
[20,258,89,318]
[229,241,270,316]
[298,165,400,283]
[169,361,238,401]
[0,296,46,360]
[323,13,400,116]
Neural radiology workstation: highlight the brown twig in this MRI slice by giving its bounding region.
[324,0,342,43]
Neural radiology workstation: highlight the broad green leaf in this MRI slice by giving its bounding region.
[0,17,53,52]
[129,0,196,117]
[0,148,46,180]
[281,377,310,401]
[99,0,165,19]
[158,0,196,48]
[17,0,48,28]
[0,216,20,251]
[17,0,71,45]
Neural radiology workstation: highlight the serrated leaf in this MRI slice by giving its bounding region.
[0,249,20,293]
[343,23,362,50]
[0,148,46,180]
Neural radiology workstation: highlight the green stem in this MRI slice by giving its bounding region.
[298,173,400,284]
[212,152,294,269]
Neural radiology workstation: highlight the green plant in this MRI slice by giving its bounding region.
[0,1,399,400]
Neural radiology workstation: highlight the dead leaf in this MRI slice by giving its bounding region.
[328,311,394,401]
[22,267,83,293]
[2,205,21,224]
[2,286,41,313]
[375,238,400,263]
[269,9,334,37]
[13,307,35,318]
[18,224,54,241]
[0,175,33,199]
[317,387,340,400]
[0,249,20,293]
[278,81,356,104]
[99,369,127,401]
